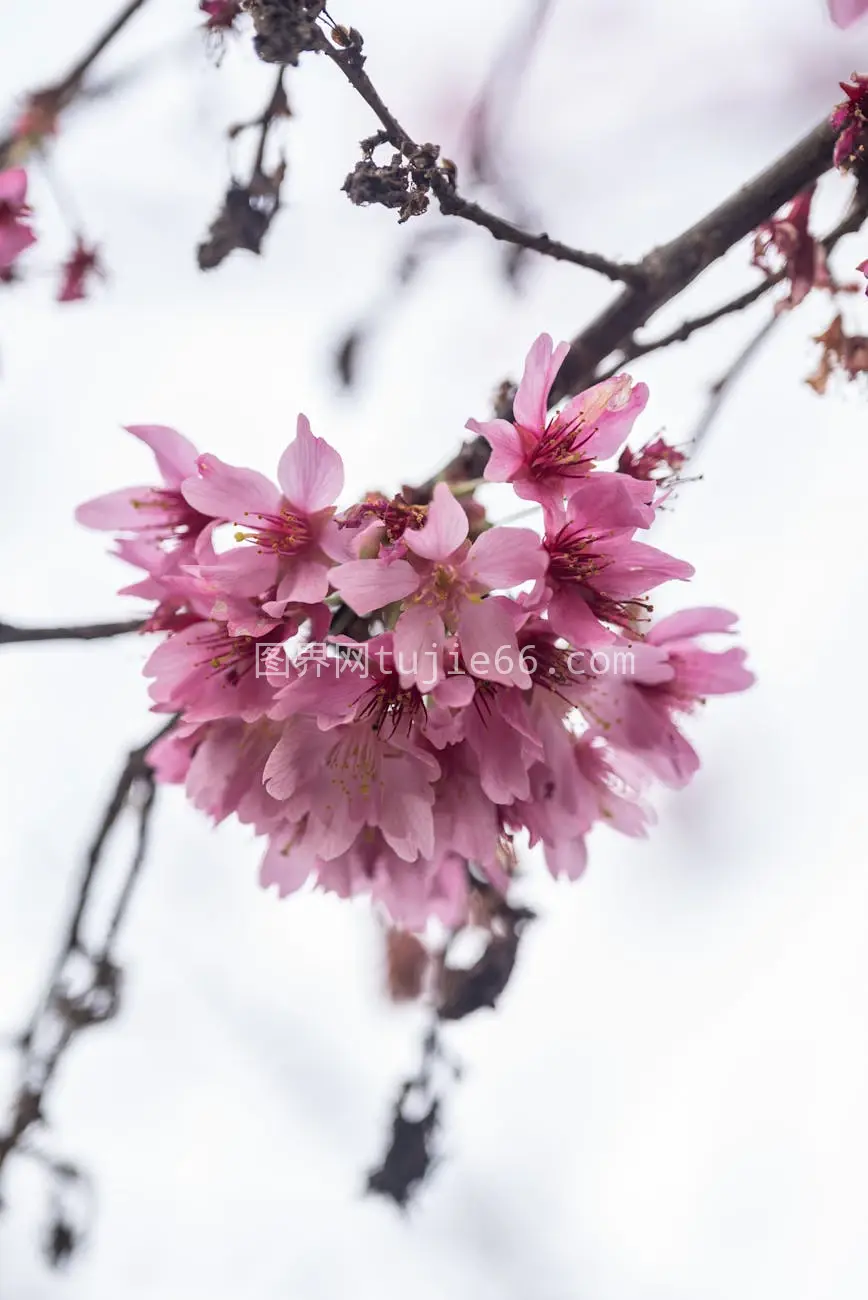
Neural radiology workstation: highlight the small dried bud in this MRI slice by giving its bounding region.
[244,0,325,65]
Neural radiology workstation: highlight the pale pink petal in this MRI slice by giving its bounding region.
[433,674,476,707]
[403,482,468,560]
[182,454,280,521]
[673,647,755,695]
[0,223,35,269]
[394,605,446,690]
[600,543,693,597]
[559,376,649,462]
[328,558,419,616]
[75,486,166,530]
[193,547,277,597]
[647,606,739,645]
[0,167,27,204]
[457,597,530,688]
[464,526,547,589]
[465,417,525,482]
[544,836,588,881]
[277,413,344,513]
[126,425,200,487]
[828,0,868,26]
[513,333,570,431]
[565,473,655,530]
[260,836,317,897]
[273,558,330,605]
[548,587,617,647]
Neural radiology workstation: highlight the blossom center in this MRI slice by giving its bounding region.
[235,503,312,555]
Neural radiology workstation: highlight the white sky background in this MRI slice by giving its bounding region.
[2,0,868,1295]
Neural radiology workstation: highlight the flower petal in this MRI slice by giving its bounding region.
[328,559,419,616]
[465,525,547,590]
[404,482,468,560]
[126,425,200,488]
[182,454,279,521]
[277,413,344,513]
[513,333,570,431]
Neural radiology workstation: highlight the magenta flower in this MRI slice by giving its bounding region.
[200,0,243,30]
[466,332,651,514]
[0,168,36,271]
[832,74,868,170]
[534,476,693,646]
[330,481,547,691]
[182,414,344,614]
[752,185,830,313]
[828,0,868,26]
[57,238,104,303]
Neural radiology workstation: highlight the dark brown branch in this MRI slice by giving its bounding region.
[0,0,152,168]
[0,618,144,645]
[321,40,642,285]
[0,716,174,1187]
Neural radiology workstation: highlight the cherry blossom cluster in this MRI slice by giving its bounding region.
[76,334,753,929]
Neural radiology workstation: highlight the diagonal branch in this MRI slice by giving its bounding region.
[0,0,153,168]
[320,40,643,285]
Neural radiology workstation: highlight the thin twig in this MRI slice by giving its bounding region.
[0,716,175,1188]
[0,618,145,645]
[0,0,153,168]
[321,40,642,285]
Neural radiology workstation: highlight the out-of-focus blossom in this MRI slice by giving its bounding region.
[200,0,244,30]
[752,185,830,312]
[617,435,686,485]
[828,0,868,28]
[57,238,104,302]
[0,168,36,271]
[832,74,868,171]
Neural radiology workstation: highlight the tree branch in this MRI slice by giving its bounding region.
[0,0,153,168]
[0,618,144,645]
[321,40,642,284]
[0,716,175,1190]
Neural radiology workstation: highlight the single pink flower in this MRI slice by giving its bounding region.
[828,0,868,27]
[330,482,546,691]
[182,413,344,614]
[578,607,755,787]
[76,425,210,555]
[752,185,830,313]
[0,168,36,271]
[533,476,693,646]
[466,332,652,514]
[57,238,104,303]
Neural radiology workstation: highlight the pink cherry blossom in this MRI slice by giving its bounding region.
[533,476,693,646]
[76,424,209,552]
[330,481,546,690]
[578,607,755,787]
[828,0,868,27]
[832,74,868,170]
[182,414,344,614]
[466,332,651,514]
[0,168,36,271]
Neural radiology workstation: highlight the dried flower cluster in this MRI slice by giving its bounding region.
[76,334,753,929]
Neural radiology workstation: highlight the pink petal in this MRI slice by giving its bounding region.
[394,605,446,691]
[559,375,648,461]
[75,486,165,530]
[0,224,35,270]
[277,414,344,513]
[647,606,739,645]
[329,558,419,616]
[404,482,468,560]
[182,454,279,521]
[193,548,277,597]
[464,526,547,589]
[548,587,617,647]
[565,472,655,530]
[0,167,27,204]
[273,558,330,605]
[465,417,524,482]
[828,0,868,26]
[513,333,570,431]
[433,674,476,707]
[260,836,316,897]
[126,425,200,488]
[457,597,530,688]
[600,543,693,597]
